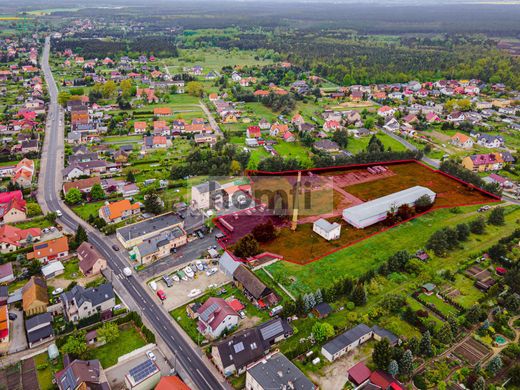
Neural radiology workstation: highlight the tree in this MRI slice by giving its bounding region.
[26,203,42,218]
[230,160,242,175]
[373,338,392,370]
[426,229,449,257]
[509,364,520,386]
[486,356,503,376]
[351,282,367,306]
[399,349,413,377]
[332,129,348,148]
[65,188,82,205]
[97,321,120,344]
[144,191,164,214]
[58,91,71,106]
[367,135,385,153]
[388,360,399,377]
[387,250,411,272]
[466,304,483,324]
[120,79,133,98]
[27,259,41,276]
[186,81,204,97]
[102,80,117,98]
[419,330,433,357]
[75,225,88,247]
[303,293,316,312]
[312,322,335,343]
[488,243,507,261]
[469,217,486,234]
[61,330,87,359]
[447,314,459,336]
[473,376,485,390]
[315,289,323,305]
[414,194,433,212]
[488,207,505,226]
[90,183,105,201]
[233,234,260,258]
[126,170,136,183]
[436,322,453,345]
[504,293,520,313]
[456,223,470,242]
[251,220,276,242]
[381,294,406,313]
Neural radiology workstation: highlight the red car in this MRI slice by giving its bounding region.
[157,290,166,300]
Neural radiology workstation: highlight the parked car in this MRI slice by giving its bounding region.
[195,260,204,271]
[112,244,120,251]
[157,290,166,300]
[8,313,17,321]
[146,351,156,361]
[206,267,218,277]
[162,275,173,287]
[52,288,63,295]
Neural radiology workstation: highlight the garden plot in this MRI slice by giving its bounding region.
[453,338,491,366]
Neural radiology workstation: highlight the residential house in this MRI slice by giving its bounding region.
[55,359,110,390]
[484,173,514,189]
[233,265,279,307]
[197,297,240,339]
[0,225,40,253]
[153,107,172,117]
[323,120,342,132]
[155,376,190,390]
[12,158,34,188]
[0,190,26,223]
[313,218,341,240]
[283,131,295,142]
[377,106,395,118]
[194,133,218,145]
[134,121,147,133]
[77,242,107,276]
[130,227,187,265]
[0,262,15,283]
[27,236,69,263]
[125,359,161,390]
[144,135,168,149]
[451,133,474,149]
[312,302,333,319]
[61,283,115,322]
[22,277,48,317]
[212,318,293,376]
[383,117,400,133]
[447,111,465,123]
[258,118,271,130]
[347,362,372,388]
[192,180,223,209]
[246,126,261,139]
[0,305,8,347]
[425,112,441,123]
[270,123,289,137]
[245,352,315,390]
[462,153,504,172]
[62,177,101,196]
[313,140,340,153]
[475,133,504,148]
[25,312,54,348]
[99,199,141,224]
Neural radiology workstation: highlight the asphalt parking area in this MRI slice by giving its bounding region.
[148,261,231,311]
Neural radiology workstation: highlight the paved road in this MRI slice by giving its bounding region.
[200,100,223,137]
[38,36,227,390]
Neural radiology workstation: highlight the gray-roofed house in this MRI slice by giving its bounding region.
[26,312,54,348]
[233,265,279,307]
[116,212,184,249]
[313,140,340,153]
[61,284,115,323]
[313,218,341,241]
[191,180,223,209]
[219,251,240,277]
[246,351,315,390]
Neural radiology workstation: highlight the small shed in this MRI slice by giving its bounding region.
[41,261,65,279]
[422,283,436,295]
[47,343,59,360]
[312,302,333,318]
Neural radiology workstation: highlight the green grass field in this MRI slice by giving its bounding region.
[90,324,146,368]
[59,258,80,280]
[266,204,520,296]
[72,201,108,221]
[348,133,407,154]
[34,352,64,390]
[418,292,459,317]
[273,142,312,167]
[444,274,484,309]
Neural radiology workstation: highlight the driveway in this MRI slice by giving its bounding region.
[8,308,27,354]
[138,229,222,280]
[104,347,172,390]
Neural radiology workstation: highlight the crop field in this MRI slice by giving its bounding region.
[218,161,497,264]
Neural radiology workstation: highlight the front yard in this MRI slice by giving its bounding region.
[34,352,64,390]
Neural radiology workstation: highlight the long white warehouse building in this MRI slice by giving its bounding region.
[342,186,436,228]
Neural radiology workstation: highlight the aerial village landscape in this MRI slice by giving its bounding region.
[0,1,519,389]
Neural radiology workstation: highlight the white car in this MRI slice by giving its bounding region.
[146,351,156,361]
[184,266,194,278]
[52,288,63,295]
[188,289,201,297]
[195,260,204,271]
[55,210,63,217]
[206,267,218,277]
[123,267,132,277]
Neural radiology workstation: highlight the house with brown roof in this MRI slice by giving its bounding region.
[99,199,141,224]
[62,176,101,196]
[27,236,69,263]
[22,276,48,316]
[55,358,110,390]
[77,242,107,276]
[232,265,279,308]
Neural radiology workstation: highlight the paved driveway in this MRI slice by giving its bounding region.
[8,308,27,354]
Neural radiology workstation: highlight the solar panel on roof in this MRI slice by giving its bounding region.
[260,321,284,341]
[34,243,48,250]
[233,341,244,353]
[129,359,158,383]
[200,302,219,322]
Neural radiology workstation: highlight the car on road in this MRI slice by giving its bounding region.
[195,230,204,239]
[157,290,166,300]
[52,288,63,295]
[8,313,17,321]
[55,210,62,217]
[123,267,132,277]
[112,244,120,251]
[146,350,156,361]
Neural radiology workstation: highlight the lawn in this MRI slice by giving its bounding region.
[265,204,520,296]
[90,324,146,368]
[13,217,53,230]
[348,133,407,154]
[247,148,270,169]
[418,292,459,317]
[102,135,142,143]
[34,352,64,390]
[273,142,312,167]
[59,258,80,280]
[443,274,484,309]
[72,200,112,221]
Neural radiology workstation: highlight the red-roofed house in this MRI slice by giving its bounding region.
[155,376,191,390]
[228,299,245,313]
[283,131,295,142]
[0,225,41,253]
[348,362,372,387]
[323,120,342,132]
[425,112,441,123]
[369,370,403,390]
[134,121,147,134]
[26,236,69,263]
[451,132,474,149]
[197,297,239,339]
[247,126,261,139]
[0,191,26,224]
[377,106,396,118]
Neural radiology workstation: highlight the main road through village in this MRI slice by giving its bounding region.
[38,36,227,390]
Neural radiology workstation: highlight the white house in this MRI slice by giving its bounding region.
[61,283,115,323]
[197,297,239,339]
[313,218,341,241]
[377,106,395,118]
